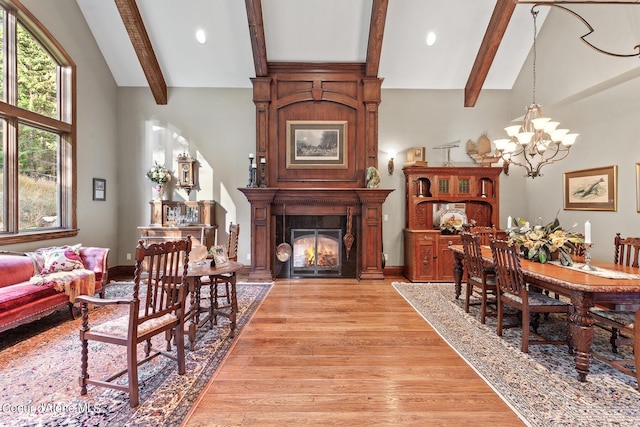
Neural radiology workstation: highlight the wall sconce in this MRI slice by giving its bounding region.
[388,152,396,175]
[177,153,198,195]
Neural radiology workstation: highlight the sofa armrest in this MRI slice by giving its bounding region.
[79,247,110,287]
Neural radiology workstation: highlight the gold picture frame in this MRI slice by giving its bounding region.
[563,165,617,211]
[285,120,347,169]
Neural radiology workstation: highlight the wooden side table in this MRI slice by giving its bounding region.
[181,260,243,350]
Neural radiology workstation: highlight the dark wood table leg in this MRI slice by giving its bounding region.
[569,290,595,382]
[229,272,238,337]
[453,251,464,299]
[188,277,199,351]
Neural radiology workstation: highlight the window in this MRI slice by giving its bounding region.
[0,1,76,244]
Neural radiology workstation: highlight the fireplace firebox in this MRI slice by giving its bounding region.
[275,214,357,279]
[291,229,342,277]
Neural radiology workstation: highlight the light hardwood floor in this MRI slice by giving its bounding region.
[183,277,524,426]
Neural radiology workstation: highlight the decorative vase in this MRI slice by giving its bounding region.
[154,184,164,200]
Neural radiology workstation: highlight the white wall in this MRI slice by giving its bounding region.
[378,89,525,266]
[114,87,524,268]
[12,2,638,269]
[116,88,255,266]
[509,5,640,261]
[6,0,119,256]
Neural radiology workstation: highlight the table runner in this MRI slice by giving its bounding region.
[550,261,640,280]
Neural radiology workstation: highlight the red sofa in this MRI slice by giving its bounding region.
[0,246,110,334]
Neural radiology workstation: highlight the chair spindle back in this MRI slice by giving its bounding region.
[227,223,240,262]
[490,239,527,299]
[614,233,640,268]
[461,232,485,279]
[133,237,191,321]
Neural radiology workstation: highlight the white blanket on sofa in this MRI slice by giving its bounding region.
[29,269,96,303]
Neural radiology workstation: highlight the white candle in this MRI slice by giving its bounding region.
[261,157,266,164]
[251,162,257,169]
[249,153,254,159]
[585,220,591,243]
[507,216,513,228]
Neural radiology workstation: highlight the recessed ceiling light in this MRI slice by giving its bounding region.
[426,31,436,46]
[195,29,207,44]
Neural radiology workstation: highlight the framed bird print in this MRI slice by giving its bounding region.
[563,165,617,211]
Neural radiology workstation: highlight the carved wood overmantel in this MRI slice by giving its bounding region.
[241,2,391,282]
[239,188,392,281]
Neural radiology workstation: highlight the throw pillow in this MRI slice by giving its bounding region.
[40,244,84,274]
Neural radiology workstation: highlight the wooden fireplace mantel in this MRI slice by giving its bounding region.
[239,187,393,281]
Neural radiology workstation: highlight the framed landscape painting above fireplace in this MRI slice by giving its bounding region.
[286,120,348,169]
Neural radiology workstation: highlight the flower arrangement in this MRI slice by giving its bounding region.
[146,162,172,185]
[507,215,584,265]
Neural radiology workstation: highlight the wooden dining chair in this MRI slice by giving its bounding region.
[460,232,497,324]
[590,233,640,354]
[489,239,572,353]
[461,224,498,246]
[212,222,240,305]
[75,237,191,407]
[197,223,240,328]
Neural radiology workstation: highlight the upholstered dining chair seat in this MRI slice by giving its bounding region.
[91,311,178,338]
[502,291,571,307]
[468,273,496,286]
[591,309,635,327]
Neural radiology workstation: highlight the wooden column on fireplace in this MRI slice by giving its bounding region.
[239,188,392,281]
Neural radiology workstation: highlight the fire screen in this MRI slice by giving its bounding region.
[291,229,342,277]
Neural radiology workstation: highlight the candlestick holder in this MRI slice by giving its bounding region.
[580,242,597,271]
[259,159,267,188]
[246,157,255,188]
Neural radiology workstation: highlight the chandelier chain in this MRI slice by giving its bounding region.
[531,8,538,105]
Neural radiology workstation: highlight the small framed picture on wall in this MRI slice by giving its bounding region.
[93,178,106,201]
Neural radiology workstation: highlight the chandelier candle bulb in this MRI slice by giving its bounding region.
[585,220,591,243]
[505,125,521,137]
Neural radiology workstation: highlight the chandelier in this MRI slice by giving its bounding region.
[493,7,579,179]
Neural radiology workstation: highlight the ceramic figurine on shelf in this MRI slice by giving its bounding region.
[366,167,381,188]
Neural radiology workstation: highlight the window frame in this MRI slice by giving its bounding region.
[0,0,77,245]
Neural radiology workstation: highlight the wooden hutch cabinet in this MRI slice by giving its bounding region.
[138,200,217,248]
[403,166,501,282]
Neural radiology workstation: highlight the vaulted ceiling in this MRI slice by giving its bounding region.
[83,1,623,107]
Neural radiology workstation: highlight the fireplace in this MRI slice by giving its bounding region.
[291,229,342,277]
[275,215,355,278]
[239,188,392,281]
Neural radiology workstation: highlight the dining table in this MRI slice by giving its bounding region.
[178,260,243,350]
[449,244,640,383]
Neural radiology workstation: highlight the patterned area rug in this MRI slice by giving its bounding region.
[393,282,640,427]
[0,281,272,427]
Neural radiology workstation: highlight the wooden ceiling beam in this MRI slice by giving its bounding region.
[365,0,389,77]
[245,0,269,77]
[464,0,516,107]
[114,0,167,105]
